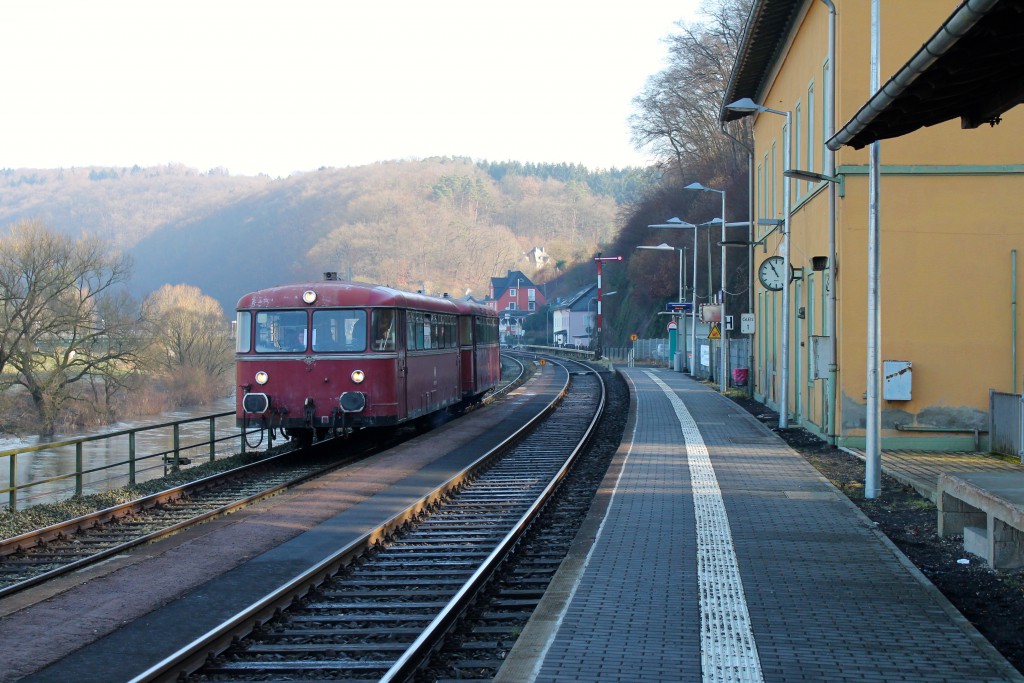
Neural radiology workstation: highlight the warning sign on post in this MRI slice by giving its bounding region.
[708,322,721,340]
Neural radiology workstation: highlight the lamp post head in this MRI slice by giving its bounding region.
[783,168,841,184]
[648,216,697,229]
[685,181,724,195]
[725,97,762,114]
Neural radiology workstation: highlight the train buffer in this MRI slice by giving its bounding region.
[938,471,1024,569]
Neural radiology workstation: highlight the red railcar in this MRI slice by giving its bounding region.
[235,278,499,444]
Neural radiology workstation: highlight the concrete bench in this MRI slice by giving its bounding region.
[937,471,1024,569]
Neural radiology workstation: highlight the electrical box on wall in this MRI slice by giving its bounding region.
[810,336,831,380]
[883,360,912,401]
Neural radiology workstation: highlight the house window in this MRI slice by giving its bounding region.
[527,288,536,300]
[807,80,815,192]
[771,141,777,217]
[509,288,517,298]
[507,302,517,311]
[794,102,802,199]
[529,301,536,311]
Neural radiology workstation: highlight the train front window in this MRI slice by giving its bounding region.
[255,310,308,353]
[235,311,252,352]
[312,310,367,352]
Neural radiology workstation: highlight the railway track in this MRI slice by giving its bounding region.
[0,358,527,602]
[131,358,603,682]
[0,451,337,599]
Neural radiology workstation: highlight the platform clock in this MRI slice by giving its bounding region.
[758,256,788,291]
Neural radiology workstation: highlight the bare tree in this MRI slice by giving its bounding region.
[630,0,753,179]
[0,220,143,432]
[142,284,234,405]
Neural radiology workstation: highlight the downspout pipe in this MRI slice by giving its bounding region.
[819,0,838,445]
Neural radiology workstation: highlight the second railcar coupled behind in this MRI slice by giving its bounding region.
[235,277,500,445]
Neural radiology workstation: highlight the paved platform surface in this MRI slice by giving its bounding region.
[496,367,1023,683]
[843,447,1023,503]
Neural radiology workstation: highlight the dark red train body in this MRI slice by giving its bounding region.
[235,278,500,443]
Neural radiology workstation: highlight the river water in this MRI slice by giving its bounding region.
[0,398,245,508]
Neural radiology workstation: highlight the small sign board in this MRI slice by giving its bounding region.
[740,313,756,334]
[700,304,722,323]
[666,302,692,312]
[708,323,721,340]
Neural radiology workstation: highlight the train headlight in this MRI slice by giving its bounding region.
[302,290,317,304]
[350,369,365,384]
[255,370,269,385]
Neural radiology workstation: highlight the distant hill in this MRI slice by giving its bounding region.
[0,159,644,313]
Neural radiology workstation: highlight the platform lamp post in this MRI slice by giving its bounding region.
[592,254,622,359]
[725,97,792,430]
[637,243,688,370]
[685,182,727,393]
[648,218,698,376]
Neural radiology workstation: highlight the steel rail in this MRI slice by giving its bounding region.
[0,450,329,599]
[381,358,606,681]
[0,355,528,601]
[129,359,574,683]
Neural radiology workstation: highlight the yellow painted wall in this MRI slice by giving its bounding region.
[747,0,1024,448]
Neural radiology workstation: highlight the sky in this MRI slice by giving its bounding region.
[0,1,703,177]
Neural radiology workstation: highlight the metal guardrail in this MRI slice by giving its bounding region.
[516,344,596,361]
[0,411,259,512]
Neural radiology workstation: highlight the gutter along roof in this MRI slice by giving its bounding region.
[721,0,804,123]
[828,0,1024,150]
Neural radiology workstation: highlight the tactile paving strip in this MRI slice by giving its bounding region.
[646,371,764,683]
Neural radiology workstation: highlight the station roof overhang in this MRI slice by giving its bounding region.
[721,0,804,124]
[828,0,1024,150]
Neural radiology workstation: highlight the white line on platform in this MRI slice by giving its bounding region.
[645,371,764,683]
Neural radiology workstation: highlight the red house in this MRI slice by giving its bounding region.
[485,270,547,345]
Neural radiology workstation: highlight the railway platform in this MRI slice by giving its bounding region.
[495,366,1023,683]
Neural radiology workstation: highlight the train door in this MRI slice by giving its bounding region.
[460,314,475,395]
[396,309,408,418]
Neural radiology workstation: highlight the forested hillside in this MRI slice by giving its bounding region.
[0,159,636,312]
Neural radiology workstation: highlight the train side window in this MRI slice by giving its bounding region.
[235,311,252,352]
[371,309,396,351]
[255,310,308,353]
[460,316,473,345]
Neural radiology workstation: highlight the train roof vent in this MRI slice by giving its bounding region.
[324,272,338,281]
[443,292,450,298]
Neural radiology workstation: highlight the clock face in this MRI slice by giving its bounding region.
[758,256,787,291]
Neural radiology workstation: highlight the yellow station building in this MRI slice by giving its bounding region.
[722,0,1024,450]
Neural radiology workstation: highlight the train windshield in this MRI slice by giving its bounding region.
[255,310,308,353]
[312,309,367,352]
